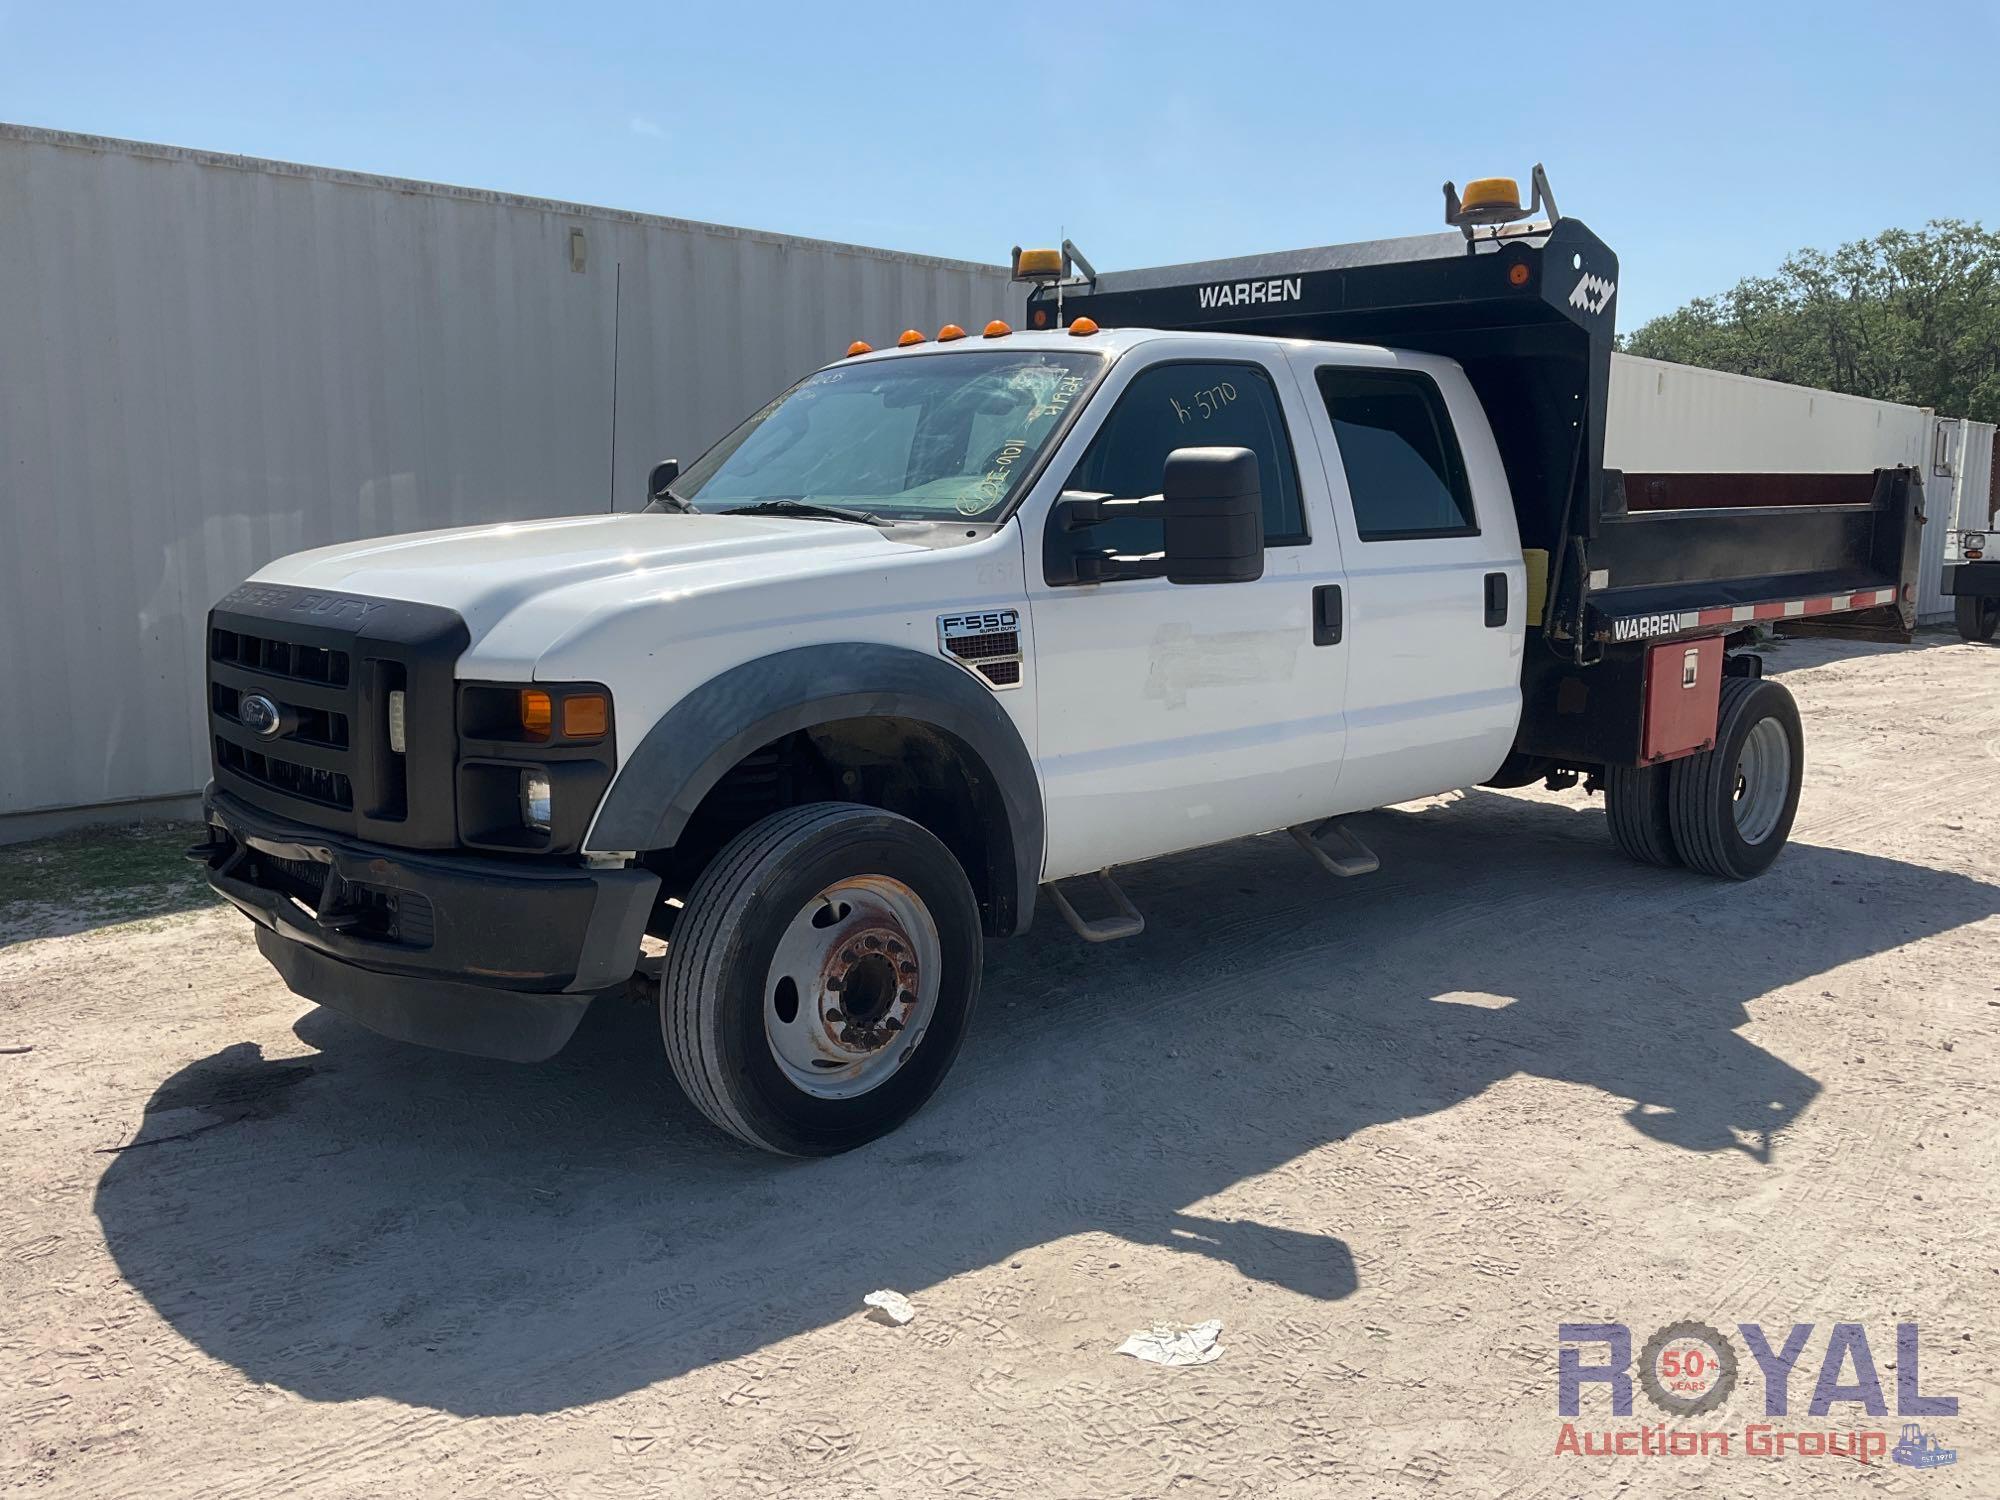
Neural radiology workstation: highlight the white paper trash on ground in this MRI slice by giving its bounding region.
[864,1289,916,1326]
[1116,1319,1224,1366]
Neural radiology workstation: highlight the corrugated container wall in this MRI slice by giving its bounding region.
[1607,353,1935,474]
[0,126,1014,826]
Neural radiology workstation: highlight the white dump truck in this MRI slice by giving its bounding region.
[195,170,1924,1153]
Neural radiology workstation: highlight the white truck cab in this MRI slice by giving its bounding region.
[195,175,1923,1153]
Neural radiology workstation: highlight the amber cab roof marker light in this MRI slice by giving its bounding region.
[983,320,1011,338]
[845,340,873,357]
[1068,316,1099,336]
[937,323,967,342]
[897,328,925,347]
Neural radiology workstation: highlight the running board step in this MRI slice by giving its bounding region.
[1289,818,1380,878]
[1045,870,1145,943]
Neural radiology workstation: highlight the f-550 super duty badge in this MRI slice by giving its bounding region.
[938,608,1024,690]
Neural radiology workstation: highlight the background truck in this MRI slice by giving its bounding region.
[1943,501,1997,642]
[194,170,1925,1154]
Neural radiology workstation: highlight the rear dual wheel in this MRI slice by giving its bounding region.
[661,802,982,1156]
[1605,677,1804,880]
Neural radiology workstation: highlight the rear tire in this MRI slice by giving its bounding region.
[661,802,982,1156]
[1604,763,1680,867]
[1956,594,1999,643]
[1667,678,1804,880]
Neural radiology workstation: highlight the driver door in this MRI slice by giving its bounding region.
[1024,344,1349,880]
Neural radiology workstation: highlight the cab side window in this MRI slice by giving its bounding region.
[1064,361,1306,555]
[1316,368,1477,540]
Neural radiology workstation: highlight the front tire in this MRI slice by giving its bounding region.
[661,802,982,1155]
[1956,594,1998,643]
[1667,678,1804,879]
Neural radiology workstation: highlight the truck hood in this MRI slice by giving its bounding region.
[258,516,920,620]
[250,512,932,670]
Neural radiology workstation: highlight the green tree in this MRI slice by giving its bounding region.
[1620,220,2000,424]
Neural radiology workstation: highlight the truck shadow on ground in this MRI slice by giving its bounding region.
[94,789,1998,1416]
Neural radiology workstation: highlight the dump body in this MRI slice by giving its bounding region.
[1030,219,1924,765]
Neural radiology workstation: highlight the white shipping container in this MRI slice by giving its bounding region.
[1607,353,1934,475]
[0,125,1015,829]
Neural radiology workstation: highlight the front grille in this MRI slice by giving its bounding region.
[207,582,468,847]
[211,627,350,686]
[208,605,370,829]
[216,737,354,809]
[210,683,350,749]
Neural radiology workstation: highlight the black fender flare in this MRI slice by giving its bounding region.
[587,643,1043,936]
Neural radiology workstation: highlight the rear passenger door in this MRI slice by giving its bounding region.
[1025,345,1350,879]
[1291,352,1525,808]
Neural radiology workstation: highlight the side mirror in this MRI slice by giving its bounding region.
[1161,446,1264,585]
[648,458,681,504]
[1043,445,1266,586]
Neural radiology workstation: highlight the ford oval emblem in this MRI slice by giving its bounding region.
[239,693,283,738]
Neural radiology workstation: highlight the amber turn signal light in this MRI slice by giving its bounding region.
[561,693,609,740]
[519,689,554,739]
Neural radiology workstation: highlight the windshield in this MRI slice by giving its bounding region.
[667,350,1105,523]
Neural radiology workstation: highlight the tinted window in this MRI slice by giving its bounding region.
[1064,361,1306,553]
[1316,368,1476,540]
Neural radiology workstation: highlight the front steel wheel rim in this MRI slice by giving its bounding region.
[1732,716,1791,845]
[763,874,941,1100]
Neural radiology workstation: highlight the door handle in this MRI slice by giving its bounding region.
[1484,572,1508,628]
[1312,584,1342,645]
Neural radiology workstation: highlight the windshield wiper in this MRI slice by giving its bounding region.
[721,498,890,526]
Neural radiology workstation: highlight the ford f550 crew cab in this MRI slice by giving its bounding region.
[194,171,1924,1154]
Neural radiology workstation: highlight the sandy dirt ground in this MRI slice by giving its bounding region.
[2,634,1996,1498]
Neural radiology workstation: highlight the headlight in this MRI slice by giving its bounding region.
[520,769,552,831]
[1964,531,1988,557]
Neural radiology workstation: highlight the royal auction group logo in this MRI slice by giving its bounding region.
[1556,1320,1959,1467]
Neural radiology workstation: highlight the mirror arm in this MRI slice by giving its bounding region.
[1075,550,1169,583]
[1062,493,1166,532]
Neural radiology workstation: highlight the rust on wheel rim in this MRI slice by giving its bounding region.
[763,874,941,1099]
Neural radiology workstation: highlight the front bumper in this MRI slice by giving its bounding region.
[1945,561,2000,598]
[199,788,659,1061]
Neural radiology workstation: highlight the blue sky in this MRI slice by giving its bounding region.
[3,1,1993,326]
